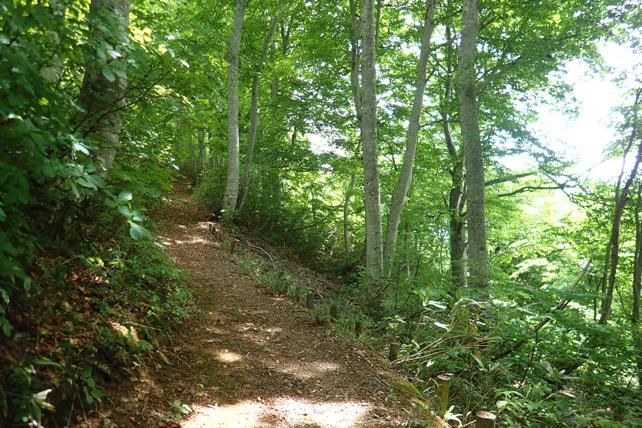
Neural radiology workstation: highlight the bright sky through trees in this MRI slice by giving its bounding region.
[506,42,642,181]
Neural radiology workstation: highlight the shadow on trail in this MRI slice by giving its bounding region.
[111,194,406,428]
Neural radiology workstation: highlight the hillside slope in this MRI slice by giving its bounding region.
[91,191,410,427]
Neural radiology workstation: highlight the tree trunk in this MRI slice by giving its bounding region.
[383,0,436,277]
[343,170,357,256]
[440,22,467,292]
[599,88,642,324]
[457,0,488,290]
[238,15,278,213]
[190,133,197,185]
[222,0,247,217]
[198,128,205,181]
[360,0,384,283]
[632,183,642,389]
[349,0,362,121]
[78,0,129,173]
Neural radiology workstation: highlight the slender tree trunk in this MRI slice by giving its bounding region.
[599,88,642,324]
[383,0,436,277]
[632,183,642,389]
[222,0,247,217]
[349,0,362,121]
[238,15,278,213]
[458,0,488,290]
[440,22,467,292]
[78,0,129,173]
[360,0,384,283]
[449,181,466,290]
[190,133,197,185]
[343,171,357,256]
[198,128,205,181]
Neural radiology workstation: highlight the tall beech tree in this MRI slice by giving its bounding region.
[360,0,384,283]
[383,0,437,277]
[4,0,642,424]
[222,0,247,216]
[458,0,488,289]
[237,14,279,213]
[78,0,130,172]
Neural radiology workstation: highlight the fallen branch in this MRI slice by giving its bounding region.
[240,239,274,262]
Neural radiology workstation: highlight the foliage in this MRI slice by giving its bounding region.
[2,0,642,425]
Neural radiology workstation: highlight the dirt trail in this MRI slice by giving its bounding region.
[102,193,409,427]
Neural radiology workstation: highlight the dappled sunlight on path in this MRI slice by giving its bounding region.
[185,398,371,428]
[99,193,407,427]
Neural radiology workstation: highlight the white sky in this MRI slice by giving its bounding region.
[502,42,642,181]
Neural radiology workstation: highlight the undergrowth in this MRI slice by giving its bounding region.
[211,228,642,427]
[1,206,191,427]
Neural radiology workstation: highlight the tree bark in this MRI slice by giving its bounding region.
[78,0,129,173]
[238,15,278,213]
[632,183,642,389]
[343,170,357,256]
[222,0,247,217]
[198,128,205,182]
[360,0,384,283]
[599,88,642,324]
[383,0,436,277]
[457,0,488,290]
[349,0,362,121]
[440,22,467,292]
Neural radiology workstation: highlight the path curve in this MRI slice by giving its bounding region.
[100,193,408,427]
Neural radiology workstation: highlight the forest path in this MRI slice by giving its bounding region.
[106,190,409,427]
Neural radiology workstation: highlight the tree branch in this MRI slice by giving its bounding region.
[493,260,591,361]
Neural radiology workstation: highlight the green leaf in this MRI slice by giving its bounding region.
[23,277,31,292]
[129,222,152,240]
[32,357,62,368]
[132,209,145,222]
[101,67,116,82]
[1,319,12,336]
[77,177,97,189]
[88,174,106,188]
[118,191,133,203]
[118,205,133,217]
[471,353,485,371]
[70,182,80,198]
[0,288,9,303]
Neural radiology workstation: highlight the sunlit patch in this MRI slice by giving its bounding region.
[273,397,370,427]
[214,349,244,364]
[183,402,265,428]
[109,321,141,345]
[161,237,211,245]
[183,397,371,428]
[278,361,339,380]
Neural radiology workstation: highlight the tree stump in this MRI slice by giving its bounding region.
[436,374,451,414]
[475,411,496,428]
[388,342,400,361]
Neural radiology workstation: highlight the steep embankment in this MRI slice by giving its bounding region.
[91,191,410,427]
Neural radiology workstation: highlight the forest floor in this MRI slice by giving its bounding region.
[91,189,411,427]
